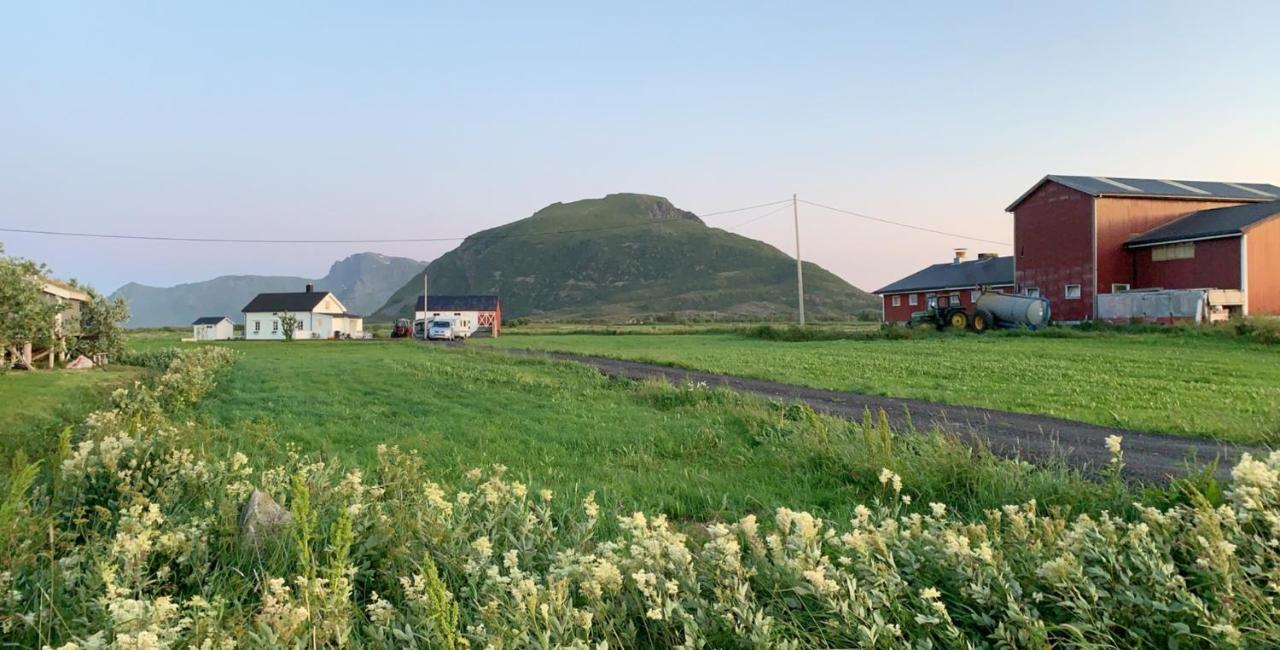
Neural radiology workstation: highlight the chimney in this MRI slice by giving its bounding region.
[305,283,314,293]
[977,252,997,261]
[952,248,968,265]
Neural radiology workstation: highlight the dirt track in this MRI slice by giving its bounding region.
[499,348,1259,484]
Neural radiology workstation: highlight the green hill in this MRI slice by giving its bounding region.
[373,193,875,321]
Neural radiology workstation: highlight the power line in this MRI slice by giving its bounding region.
[726,202,793,229]
[798,199,1012,246]
[0,198,794,245]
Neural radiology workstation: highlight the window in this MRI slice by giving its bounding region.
[1152,242,1195,261]
[908,294,918,306]
[1065,284,1082,300]
[272,320,279,333]
[971,290,981,302]
[1111,283,1130,293]
[950,292,962,305]
[1024,287,1040,298]
[891,295,901,307]
[253,320,260,333]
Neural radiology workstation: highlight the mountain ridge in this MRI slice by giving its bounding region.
[113,252,426,327]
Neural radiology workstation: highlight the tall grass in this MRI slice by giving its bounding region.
[4,345,1278,647]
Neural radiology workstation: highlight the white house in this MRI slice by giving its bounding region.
[414,295,502,337]
[242,284,364,340]
[191,316,234,341]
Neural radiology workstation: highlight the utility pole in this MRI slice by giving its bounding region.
[793,193,806,326]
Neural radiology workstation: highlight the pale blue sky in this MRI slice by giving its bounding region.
[3,2,1278,294]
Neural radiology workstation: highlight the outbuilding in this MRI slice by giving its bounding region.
[1006,175,1280,320]
[414,295,501,337]
[192,316,234,341]
[242,284,364,340]
[874,252,1014,323]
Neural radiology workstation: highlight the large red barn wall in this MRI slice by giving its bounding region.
[1094,197,1251,296]
[1247,218,1280,315]
[1012,183,1094,321]
[1133,237,1241,291]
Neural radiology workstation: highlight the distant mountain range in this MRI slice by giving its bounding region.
[112,253,425,327]
[372,193,876,321]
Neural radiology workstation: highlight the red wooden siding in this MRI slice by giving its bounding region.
[1094,197,1250,303]
[1012,183,1094,321]
[1132,236,1241,291]
[1246,218,1280,315]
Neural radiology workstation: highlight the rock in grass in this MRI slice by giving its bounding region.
[239,490,292,542]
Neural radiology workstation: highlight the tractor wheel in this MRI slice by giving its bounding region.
[971,309,994,333]
[947,310,969,330]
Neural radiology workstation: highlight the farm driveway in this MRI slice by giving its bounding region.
[500,348,1259,484]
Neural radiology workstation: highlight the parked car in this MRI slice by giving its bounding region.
[427,317,466,341]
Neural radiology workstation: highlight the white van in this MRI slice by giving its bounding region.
[426,317,467,341]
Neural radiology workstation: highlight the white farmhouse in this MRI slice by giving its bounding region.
[191,316,234,341]
[242,284,364,340]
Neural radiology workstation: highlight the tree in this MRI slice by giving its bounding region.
[71,291,130,359]
[0,246,60,368]
[275,312,300,342]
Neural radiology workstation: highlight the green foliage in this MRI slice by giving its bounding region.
[0,248,60,359]
[4,339,1280,647]
[483,332,1280,442]
[275,311,301,342]
[372,193,877,321]
[116,346,184,369]
[69,289,131,359]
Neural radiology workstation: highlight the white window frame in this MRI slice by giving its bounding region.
[1064,284,1082,300]
[970,290,981,302]
[1023,287,1041,298]
[891,295,901,307]
[908,294,918,306]
[1152,242,1195,261]
[272,320,279,333]
[1111,283,1130,293]
[253,320,261,333]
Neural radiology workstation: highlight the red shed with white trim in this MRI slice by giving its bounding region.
[874,251,1014,324]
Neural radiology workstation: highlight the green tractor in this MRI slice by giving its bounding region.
[909,291,1050,333]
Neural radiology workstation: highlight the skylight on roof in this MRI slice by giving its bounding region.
[1092,176,1143,192]
[1159,179,1210,195]
[1224,182,1277,198]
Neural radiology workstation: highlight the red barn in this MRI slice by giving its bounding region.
[1006,176,1280,320]
[875,252,1014,323]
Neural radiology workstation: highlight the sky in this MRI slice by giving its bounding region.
[3,1,1279,295]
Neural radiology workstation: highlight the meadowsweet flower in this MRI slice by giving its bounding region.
[920,586,941,600]
[1105,435,1123,455]
[929,502,947,518]
[539,489,554,503]
[366,592,395,625]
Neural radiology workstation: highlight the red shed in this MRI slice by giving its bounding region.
[1007,176,1280,320]
[874,252,1014,324]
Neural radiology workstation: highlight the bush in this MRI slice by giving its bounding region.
[1234,316,1280,344]
[116,347,185,370]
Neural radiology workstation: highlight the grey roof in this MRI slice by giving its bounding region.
[242,291,331,313]
[875,256,1014,294]
[1007,175,1280,211]
[1126,200,1280,248]
[192,316,231,325]
[415,295,500,311]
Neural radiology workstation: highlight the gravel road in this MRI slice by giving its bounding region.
[500,348,1259,484]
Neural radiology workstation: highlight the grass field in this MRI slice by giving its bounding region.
[480,331,1280,443]
[182,339,1139,526]
[0,365,146,466]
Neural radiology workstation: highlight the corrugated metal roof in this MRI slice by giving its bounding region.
[242,291,331,313]
[415,295,501,311]
[1006,175,1280,211]
[1126,200,1280,248]
[874,256,1014,294]
[192,316,231,325]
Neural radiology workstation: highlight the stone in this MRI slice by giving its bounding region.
[239,489,293,542]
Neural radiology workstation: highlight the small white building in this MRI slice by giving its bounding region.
[242,284,364,340]
[192,316,234,341]
[414,295,501,337]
